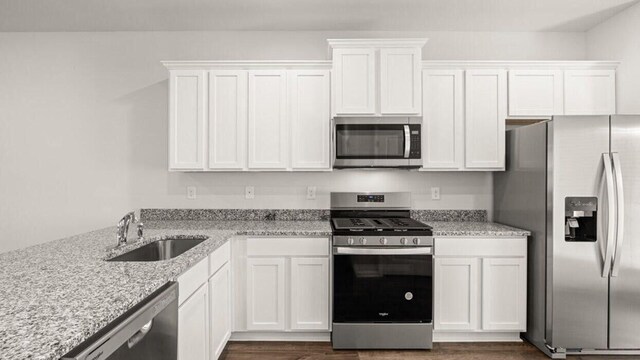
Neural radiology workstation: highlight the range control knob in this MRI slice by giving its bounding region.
[379,237,388,245]
[400,237,408,245]
[413,237,421,245]
[347,237,355,245]
[359,237,367,245]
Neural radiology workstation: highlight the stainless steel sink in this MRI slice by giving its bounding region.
[108,238,207,262]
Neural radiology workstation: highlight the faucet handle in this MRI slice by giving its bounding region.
[137,222,144,241]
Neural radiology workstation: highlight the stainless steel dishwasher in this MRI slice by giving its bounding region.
[62,282,178,360]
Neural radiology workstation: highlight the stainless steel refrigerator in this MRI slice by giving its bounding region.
[494,115,640,358]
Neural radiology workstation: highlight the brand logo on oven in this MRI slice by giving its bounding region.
[378,312,389,317]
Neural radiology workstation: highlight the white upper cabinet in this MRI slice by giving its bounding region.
[290,70,331,170]
[564,70,616,115]
[329,39,427,117]
[422,70,464,170]
[169,70,205,170]
[380,47,422,115]
[508,70,563,116]
[248,70,289,170]
[332,48,376,115]
[465,69,507,170]
[208,70,248,170]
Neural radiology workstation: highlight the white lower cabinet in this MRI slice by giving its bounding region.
[246,257,287,330]
[233,237,331,336]
[290,257,330,330]
[177,243,232,360]
[433,237,527,341]
[434,258,479,331]
[178,284,209,360]
[481,257,527,331]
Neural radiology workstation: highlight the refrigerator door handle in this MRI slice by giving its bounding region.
[611,152,625,277]
[602,153,616,278]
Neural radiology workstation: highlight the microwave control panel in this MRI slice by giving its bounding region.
[409,125,421,158]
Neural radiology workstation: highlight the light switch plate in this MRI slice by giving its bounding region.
[245,186,255,199]
[187,186,197,200]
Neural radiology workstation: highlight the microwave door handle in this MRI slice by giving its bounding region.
[404,125,410,158]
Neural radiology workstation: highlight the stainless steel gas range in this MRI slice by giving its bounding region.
[330,192,433,350]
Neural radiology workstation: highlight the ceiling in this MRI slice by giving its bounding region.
[0,0,637,32]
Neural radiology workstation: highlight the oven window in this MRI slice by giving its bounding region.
[335,125,405,158]
[333,254,432,323]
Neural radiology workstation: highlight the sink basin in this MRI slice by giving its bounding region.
[108,238,207,262]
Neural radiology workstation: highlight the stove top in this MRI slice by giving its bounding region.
[331,217,431,231]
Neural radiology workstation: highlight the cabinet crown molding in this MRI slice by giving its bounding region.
[162,60,332,70]
[327,38,428,49]
[422,60,619,70]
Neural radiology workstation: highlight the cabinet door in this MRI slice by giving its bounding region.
[481,257,527,331]
[332,48,376,115]
[508,70,563,116]
[169,70,205,170]
[248,70,288,169]
[208,70,247,170]
[434,258,479,331]
[290,70,331,170]
[564,70,616,115]
[178,284,209,360]
[465,69,507,170]
[380,47,421,115]
[290,257,330,330]
[246,257,286,330]
[422,70,464,170]
[209,262,231,360]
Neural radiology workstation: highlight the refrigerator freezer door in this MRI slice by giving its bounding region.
[609,115,640,349]
[548,116,610,350]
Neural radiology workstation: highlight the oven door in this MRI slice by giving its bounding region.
[333,118,421,168]
[333,247,433,323]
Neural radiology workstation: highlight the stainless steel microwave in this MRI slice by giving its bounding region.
[333,117,422,169]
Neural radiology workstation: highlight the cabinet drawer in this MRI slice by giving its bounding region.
[434,237,526,257]
[177,257,209,306]
[246,237,329,257]
[209,241,231,276]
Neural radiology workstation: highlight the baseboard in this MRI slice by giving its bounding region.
[230,331,331,342]
[433,331,523,342]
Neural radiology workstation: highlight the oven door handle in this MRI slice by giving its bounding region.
[404,125,411,158]
[333,247,432,255]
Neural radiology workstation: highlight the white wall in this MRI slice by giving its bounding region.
[0,30,586,253]
[587,1,640,114]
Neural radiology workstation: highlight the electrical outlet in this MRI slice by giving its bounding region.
[187,186,197,200]
[245,186,255,199]
[431,187,441,200]
[307,186,317,200]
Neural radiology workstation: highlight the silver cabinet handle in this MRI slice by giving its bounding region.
[602,153,616,278]
[611,152,625,277]
[404,125,411,158]
[333,247,432,255]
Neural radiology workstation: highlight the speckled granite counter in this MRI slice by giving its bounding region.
[0,214,529,360]
[428,221,530,237]
[0,220,331,360]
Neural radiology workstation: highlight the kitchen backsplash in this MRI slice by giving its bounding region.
[141,209,487,222]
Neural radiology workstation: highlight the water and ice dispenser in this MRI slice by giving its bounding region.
[565,197,597,242]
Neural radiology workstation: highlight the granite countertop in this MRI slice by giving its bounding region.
[0,211,529,360]
[428,221,531,237]
[0,220,331,360]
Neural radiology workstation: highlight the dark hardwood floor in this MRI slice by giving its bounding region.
[220,341,640,359]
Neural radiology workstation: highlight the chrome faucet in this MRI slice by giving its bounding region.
[116,211,144,247]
